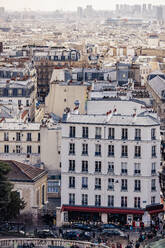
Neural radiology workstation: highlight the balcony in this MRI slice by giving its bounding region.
[151,136,156,140]
[121,153,128,158]
[69,184,75,189]
[121,169,128,175]
[135,137,141,141]
[134,170,141,176]
[121,187,127,192]
[151,170,156,175]
[134,155,141,159]
[108,153,114,157]
[134,188,141,192]
[82,152,88,156]
[82,185,88,189]
[95,185,101,190]
[152,154,156,158]
[151,187,156,191]
[95,135,101,139]
[108,169,114,174]
[95,152,101,157]
[108,136,114,140]
[107,186,114,191]
[121,136,128,140]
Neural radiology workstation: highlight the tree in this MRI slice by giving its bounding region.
[0,162,26,221]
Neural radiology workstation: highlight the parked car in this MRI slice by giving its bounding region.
[63,229,91,241]
[102,229,127,238]
[63,230,81,240]
[100,223,118,230]
[71,223,91,231]
[36,229,57,238]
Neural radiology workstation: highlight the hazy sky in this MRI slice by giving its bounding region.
[1,0,165,11]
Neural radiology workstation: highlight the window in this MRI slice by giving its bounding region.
[82,177,88,189]
[16,145,21,153]
[151,179,156,191]
[26,100,29,107]
[82,143,88,155]
[108,128,115,139]
[151,128,156,140]
[121,145,128,157]
[121,162,127,175]
[16,132,21,141]
[95,195,101,206]
[4,145,9,153]
[82,194,88,205]
[69,160,75,172]
[121,179,127,191]
[135,146,141,158]
[95,161,101,173]
[48,181,60,193]
[69,176,75,188]
[134,163,141,175]
[27,133,32,141]
[42,185,45,205]
[108,145,114,157]
[108,178,114,190]
[4,132,9,141]
[38,145,40,154]
[151,163,156,175]
[108,162,114,173]
[151,196,155,204]
[69,143,75,155]
[121,128,128,140]
[95,178,101,190]
[18,99,21,106]
[8,89,12,96]
[82,127,88,138]
[134,180,141,191]
[152,146,156,157]
[69,126,75,138]
[95,144,101,156]
[134,197,141,208]
[135,129,141,140]
[95,127,101,139]
[121,196,127,207]
[82,161,88,172]
[69,193,75,205]
[27,145,32,154]
[108,195,114,207]
[38,133,40,141]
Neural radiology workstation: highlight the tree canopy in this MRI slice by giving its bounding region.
[0,162,26,221]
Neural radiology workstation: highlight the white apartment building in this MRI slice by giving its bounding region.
[0,122,41,164]
[61,110,162,225]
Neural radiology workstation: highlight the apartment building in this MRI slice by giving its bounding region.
[0,122,41,164]
[0,62,37,121]
[60,110,161,225]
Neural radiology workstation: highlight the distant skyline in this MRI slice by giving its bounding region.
[1,0,165,11]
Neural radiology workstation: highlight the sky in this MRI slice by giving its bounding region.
[1,0,165,11]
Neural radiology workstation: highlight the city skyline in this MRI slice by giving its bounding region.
[1,0,165,11]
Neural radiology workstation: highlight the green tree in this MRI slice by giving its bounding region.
[0,162,26,221]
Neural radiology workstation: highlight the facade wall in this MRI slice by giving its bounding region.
[61,119,160,211]
[0,123,41,164]
[40,125,61,172]
[45,84,88,117]
[13,174,47,214]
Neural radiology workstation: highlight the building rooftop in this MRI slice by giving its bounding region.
[1,160,47,182]
[148,75,165,99]
[63,112,159,126]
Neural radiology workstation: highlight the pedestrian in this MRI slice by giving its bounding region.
[135,241,140,248]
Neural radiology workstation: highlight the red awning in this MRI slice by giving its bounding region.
[62,205,144,215]
[149,209,164,215]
